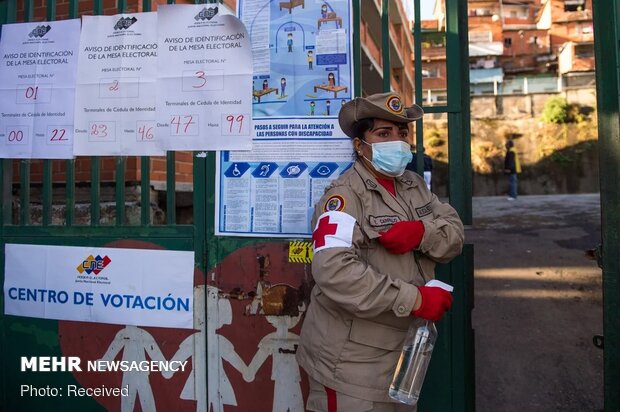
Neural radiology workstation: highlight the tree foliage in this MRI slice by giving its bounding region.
[541,97,570,124]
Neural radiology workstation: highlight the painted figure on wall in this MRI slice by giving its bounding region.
[98,325,166,412]
[243,285,306,412]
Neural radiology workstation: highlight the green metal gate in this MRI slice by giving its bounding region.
[409,1,474,410]
[0,0,474,410]
[593,1,620,410]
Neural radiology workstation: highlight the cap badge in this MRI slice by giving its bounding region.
[386,96,404,114]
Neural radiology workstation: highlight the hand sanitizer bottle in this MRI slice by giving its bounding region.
[388,320,437,405]
[388,279,452,405]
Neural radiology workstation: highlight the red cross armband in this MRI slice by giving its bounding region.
[311,211,356,253]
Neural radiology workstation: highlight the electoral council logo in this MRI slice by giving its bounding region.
[114,16,137,30]
[195,6,218,21]
[28,25,51,38]
[77,255,111,275]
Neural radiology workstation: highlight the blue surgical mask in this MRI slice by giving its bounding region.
[362,140,413,177]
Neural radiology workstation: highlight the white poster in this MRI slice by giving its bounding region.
[156,4,253,151]
[3,244,194,329]
[0,19,80,159]
[73,13,163,156]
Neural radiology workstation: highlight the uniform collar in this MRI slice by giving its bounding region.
[353,161,416,217]
[353,161,419,191]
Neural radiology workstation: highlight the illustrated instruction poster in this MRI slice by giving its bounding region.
[156,4,253,151]
[4,243,195,329]
[216,0,354,237]
[0,19,80,159]
[73,12,163,156]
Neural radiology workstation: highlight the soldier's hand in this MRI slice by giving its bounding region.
[412,286,453,321]
[378,220,425,254]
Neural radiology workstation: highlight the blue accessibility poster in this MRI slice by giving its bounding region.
[244,0,352,116]
[216,0,354,237]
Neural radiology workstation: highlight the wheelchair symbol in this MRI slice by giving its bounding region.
[232,164,241,177]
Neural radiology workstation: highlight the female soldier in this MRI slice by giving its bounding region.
[296,92,464,411]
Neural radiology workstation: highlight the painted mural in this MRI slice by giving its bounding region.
[56,241,311,411]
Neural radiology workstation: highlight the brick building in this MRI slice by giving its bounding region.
[419,0,594,100]
[359,0,415,104]
[540,0,595,86]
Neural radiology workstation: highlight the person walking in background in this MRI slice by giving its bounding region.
[504,139,521,200]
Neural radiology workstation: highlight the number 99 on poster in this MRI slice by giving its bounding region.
[221,114,250,136]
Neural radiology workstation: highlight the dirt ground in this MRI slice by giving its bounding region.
[469,194,604,412]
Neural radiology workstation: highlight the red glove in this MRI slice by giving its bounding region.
[378,220,425,254]
[412,286,453,321]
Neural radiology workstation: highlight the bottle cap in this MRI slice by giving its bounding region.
[425,279,454,292]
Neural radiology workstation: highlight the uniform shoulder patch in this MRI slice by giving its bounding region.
[324,194,346,212]
[415,202,433,217]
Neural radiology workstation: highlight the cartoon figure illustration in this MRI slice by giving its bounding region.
[166,285,249,412]
[326,100,331,115]
[328,72,336,88]
[280,78,287,97]
[318,5,342,30]
[310,101,315,116]
[287,33,293,52]
[98,325,166,412]
[243,285,306,412]
[307,50,314,70]
[312,73,348,98]
[255,79,279,102]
